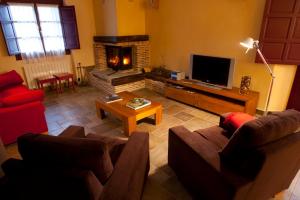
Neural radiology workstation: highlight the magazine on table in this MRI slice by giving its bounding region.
[126,98,151,110]
[104,94,123,103]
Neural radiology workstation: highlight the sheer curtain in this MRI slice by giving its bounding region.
[9,3,45,59]
[37,5,65,57]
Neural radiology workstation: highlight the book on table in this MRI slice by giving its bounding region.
[126,98,151,110]
[104,94,123,103]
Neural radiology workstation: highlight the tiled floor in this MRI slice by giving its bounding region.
[5,86,300,200]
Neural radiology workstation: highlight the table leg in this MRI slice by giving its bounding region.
[59,79,63,93]
[95,102,106,119]
[71,76,75,91]
[155,106,162,125]
[124,116,136,137]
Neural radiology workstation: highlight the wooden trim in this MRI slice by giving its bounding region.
[0,0,63,5]
[94,35,149,43]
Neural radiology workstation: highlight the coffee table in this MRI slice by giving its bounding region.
[95,91,162,136]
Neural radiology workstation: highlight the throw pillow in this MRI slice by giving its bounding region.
[223,112,255,133]
[18,133,114,184]
[0,70,23,90]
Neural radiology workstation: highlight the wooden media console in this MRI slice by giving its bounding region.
[165,79,259,115]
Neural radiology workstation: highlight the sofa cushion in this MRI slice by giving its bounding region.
[86,134,127,166]
[222,109,300,157]
[0,70,23,90]
[194,126,230,151]
[223,112,255,133]
[18,133,114,184]
[0,89,44,107]
[0,85,28,99]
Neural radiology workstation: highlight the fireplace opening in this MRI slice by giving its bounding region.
[105,45,133,71]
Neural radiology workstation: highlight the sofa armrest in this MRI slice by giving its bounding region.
[1,158,26,177]
[168,126,236,199]
[100,132,149,200]
[58,126,85,138]
[219,112,231,128]
[0,101,47,144]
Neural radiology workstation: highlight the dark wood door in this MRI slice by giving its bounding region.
[287,66,300,110]
[257,0,300,65]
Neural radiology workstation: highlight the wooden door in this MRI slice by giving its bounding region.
[257,0,300,64]
[287,66,300,110]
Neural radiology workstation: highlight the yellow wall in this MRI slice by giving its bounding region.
[93,0,118,36]
[0,0,96,80]
[116,0,146,36]
[93,0,145,36]
[269,65,297,111]
[145,0,297,111]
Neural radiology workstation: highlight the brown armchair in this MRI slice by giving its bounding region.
[0,126,149,200]
[168,109,300,200]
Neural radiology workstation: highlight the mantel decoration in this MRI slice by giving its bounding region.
[240,37,275,116]
[239,75,251,95]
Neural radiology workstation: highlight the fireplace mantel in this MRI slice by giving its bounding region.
[93,35,149,43]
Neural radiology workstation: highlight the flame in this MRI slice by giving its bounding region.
[109,56,120,66]
[123,56,130,65]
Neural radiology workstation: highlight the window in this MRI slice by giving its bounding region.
[0,3,79,59]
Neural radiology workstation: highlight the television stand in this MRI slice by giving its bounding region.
[194,82,222,90]
[165,79,259,115]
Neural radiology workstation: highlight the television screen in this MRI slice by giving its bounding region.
[190,54,234,89]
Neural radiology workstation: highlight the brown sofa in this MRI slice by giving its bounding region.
[168,109,300,200]
[0,126,149,200]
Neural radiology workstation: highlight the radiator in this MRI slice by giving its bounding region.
[23,57,72,89]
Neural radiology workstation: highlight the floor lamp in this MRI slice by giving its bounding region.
[240,37,275,116]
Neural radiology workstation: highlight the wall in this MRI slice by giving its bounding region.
[145,0,297,111]
[93,0,118,36]
[93,0,145,36]
[0,0,96,81]
[116,0,146,36]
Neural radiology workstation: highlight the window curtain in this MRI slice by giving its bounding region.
[37,5,65,57]
[9,3,45,59]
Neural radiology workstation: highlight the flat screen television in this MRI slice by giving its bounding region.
[190,54,235,89]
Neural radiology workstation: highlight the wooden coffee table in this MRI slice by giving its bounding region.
[95,91,162,136]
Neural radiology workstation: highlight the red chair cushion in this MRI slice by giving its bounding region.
[223,112,255,131]
[0,70,24,90]
[0,90,44,107]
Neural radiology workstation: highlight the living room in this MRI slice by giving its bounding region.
[1,0,300,199]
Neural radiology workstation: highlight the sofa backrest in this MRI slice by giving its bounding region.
[220,109,300,179]
[222,109,300,157]
[18,133,114,185]
[0,70,23,90]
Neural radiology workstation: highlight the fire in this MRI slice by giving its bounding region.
[123,56,130,65]
[109,56,120,66]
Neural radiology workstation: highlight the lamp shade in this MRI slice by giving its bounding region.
[240,37,255,49]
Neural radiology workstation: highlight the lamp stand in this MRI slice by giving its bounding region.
[256,48,275,116]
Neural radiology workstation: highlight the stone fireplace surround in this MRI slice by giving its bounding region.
[94,35,150,72]
[90,35,151,94]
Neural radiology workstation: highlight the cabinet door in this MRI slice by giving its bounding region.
[257,0,300,64]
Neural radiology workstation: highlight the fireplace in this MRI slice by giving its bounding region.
[105,45,133,71]
[94,35,149,72]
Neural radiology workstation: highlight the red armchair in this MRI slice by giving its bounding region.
[0,70,48,144]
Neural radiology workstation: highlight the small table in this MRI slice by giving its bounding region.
[95,91,162,136]
[36,75,58,93]
[53,73,75,93]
